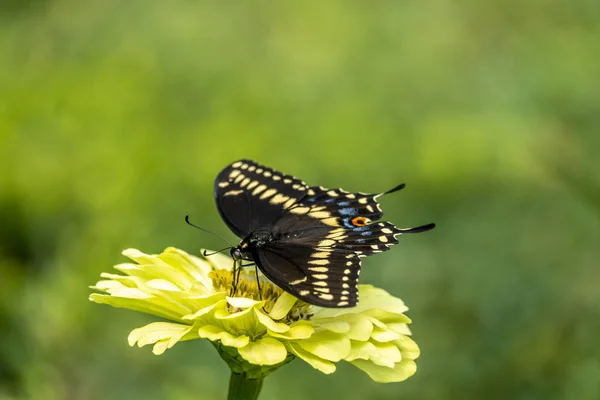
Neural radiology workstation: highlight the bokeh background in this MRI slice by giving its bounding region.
[1,1,599,399]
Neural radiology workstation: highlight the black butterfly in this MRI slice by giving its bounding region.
[214,159,434,308]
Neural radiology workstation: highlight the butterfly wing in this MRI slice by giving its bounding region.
[252,184,434,307]
[254,243,362,307]
[214,159,309,238]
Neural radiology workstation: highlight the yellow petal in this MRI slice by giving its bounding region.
[296,331,351,362]
[350,359,417,383]
[269,292,297,320]
[182,299,226,320]
[89,293,182,321]
[226,296,263,309]
[201,249,234,271]
[128,322,191,348]
[371,327,401,342]
[238,337,288,366]
[197,325,250,348]
[312,320,350,334]
[254,309,290,333]
[145,279,182,291]
[267,323,314,340]
[286,343,336,374]
[395,336,420,360]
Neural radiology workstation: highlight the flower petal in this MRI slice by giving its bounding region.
[201,249,234,271]
[238,337,288,366]
[395,336,420,360]
[226,296,263,309]
[89,293,182,321]
[254,309,290,333]
[197,325,250,348]
[182,299,226,320]
[287,343,336,374]
[214,305,265,337]
[145,279,182,292]
[312,319,350,334]
[121,249,196,290]
[269,292,297,320]
[367,341,402,368]
[296,331,351,362]
[128,322,193,348]
[370,327,401,342]
[350,359,417,383]
[268,323,314,340]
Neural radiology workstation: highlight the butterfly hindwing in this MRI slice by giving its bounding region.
[214,159,308,238]
[255,242,361,307]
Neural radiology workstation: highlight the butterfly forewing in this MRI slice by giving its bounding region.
[214,159,308,237]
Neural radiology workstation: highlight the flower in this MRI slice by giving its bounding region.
[89,247,420,383]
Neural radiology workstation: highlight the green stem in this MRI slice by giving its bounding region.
[228,372,263,400]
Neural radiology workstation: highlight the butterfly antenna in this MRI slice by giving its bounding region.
[185,215,235,247]
[203,247,232,257]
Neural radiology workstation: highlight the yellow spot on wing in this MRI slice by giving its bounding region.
[224,190,244,196]
[308,266,328,272]
[290,206,310,214]
[260,188,277,199]
[310,211,331,219]
[311,252,331,258]
[358,197,368,204]
[308,259,329,265]
[270,193,290,204]
[318,293,334,301]
[381,228,393,234]
[379,236,388,243]
[321,218,340,226]
[318,239,335,247]
[290,277,307,285]
[283,198,296,208]
[234,174,245,184]
[312,274,328,280]
[232,162,242,168]
[253,184,267,195]
[247,181,259,190]
[218,181,229,188]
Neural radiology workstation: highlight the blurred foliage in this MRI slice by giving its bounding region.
[1,0,599,399]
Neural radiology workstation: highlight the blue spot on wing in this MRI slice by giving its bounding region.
[361,231,372,236]
[337,201,350,206]
[352,226,369,232]
[339,208,358,216]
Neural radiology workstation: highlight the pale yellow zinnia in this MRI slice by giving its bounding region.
[90,247,419,382]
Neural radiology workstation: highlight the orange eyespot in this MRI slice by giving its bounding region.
[351,217,369,226]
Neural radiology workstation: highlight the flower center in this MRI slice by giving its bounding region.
[209,269,312,322]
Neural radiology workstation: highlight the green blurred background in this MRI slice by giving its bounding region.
[1,1,599,399]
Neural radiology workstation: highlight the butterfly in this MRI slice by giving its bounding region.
[214,159,435,308]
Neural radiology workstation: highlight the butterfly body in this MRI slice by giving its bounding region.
[215,159,434,308]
